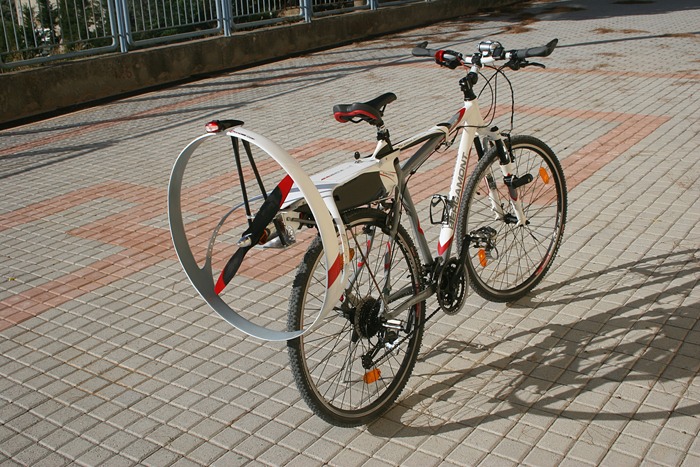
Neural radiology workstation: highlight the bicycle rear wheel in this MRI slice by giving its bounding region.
[456,135,567,302]
[287,208,424,426]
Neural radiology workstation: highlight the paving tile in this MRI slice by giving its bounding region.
[566,439,608,466]
[141,448,182,467]
[601,449,644,467]
[491,437,532,463]
[186,441,227,465]
[522,446,565,467]
[327,447,368,467]
[31,452,71,467]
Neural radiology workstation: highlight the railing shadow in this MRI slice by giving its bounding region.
[368,248,700,437]
[508,0,700,22]
[0,143,115,180]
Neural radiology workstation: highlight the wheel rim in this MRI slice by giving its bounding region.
[289,213,422,421]
[465,143,564,296]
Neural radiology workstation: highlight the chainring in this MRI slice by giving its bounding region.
[436,258,468,315]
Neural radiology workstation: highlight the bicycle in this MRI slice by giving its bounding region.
[168,38,567,426]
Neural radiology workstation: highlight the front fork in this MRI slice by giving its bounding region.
[477,134,529,227]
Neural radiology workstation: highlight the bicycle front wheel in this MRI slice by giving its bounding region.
[456,135,567,302]
[287,208,424,426]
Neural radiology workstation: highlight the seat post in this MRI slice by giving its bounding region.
[376,125,391,145]
[373,124,393,158]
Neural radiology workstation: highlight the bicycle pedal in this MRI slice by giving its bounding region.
[470,226,497,244]
[504,173,534,189]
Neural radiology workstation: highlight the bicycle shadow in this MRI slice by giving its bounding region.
[368,249,700,437]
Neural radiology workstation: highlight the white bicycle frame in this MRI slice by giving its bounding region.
[359,95,528,319]
[168,61,530,341]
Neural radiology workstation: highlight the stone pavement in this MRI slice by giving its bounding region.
[1,0,699,465]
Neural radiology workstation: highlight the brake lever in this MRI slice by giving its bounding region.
[508,60,546,70]
[527,61,546,69]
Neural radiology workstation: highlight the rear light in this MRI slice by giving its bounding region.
[205,119,244,133]
[205,121,221,133]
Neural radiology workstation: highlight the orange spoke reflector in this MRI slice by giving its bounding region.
[364,368,381,384]
[349,248,355,261]
[478,249,488,267]
[539,167,550,184]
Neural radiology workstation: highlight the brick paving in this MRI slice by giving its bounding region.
[1,0,699,465]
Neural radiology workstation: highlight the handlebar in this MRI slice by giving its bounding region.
[412,38,558,70]
[510,39,558,60]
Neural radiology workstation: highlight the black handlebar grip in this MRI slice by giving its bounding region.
[514,38,558,59]
[412,41,437,58]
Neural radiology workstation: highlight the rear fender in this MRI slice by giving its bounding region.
[168,128,346,341]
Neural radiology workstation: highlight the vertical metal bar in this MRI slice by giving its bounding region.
[0,3,10,55]
[302,0,312,22]
[219,0,232,37]
[27,2,39,48]
[111,0,127,52]
[107,0,127,52]
[83,0,93,39]
[137,0,145,31]
[146,0,153,29]
[153,0,160,29]
[118,0,131,50]
[72,0,82,41]
[14,0,24,50]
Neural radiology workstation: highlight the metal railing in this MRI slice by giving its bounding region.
[1,0,418,70]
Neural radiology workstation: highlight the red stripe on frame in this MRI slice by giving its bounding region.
[327,253,344,287]
[214,273,226,295]
[437,238,452,256]
[278,175,294,206]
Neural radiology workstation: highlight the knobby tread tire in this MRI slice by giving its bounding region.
[287,208,424,426]
[456,135,567,302]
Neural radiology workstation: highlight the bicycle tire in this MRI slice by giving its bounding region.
[287,208,424,426]
[456,135,567,302]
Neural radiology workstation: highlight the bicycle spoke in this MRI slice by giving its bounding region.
[458,136,567,302]
[287,209,424,426]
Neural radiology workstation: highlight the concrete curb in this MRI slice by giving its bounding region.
[0,0,521,127]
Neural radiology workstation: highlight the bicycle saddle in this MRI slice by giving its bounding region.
[333,92,397,126]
